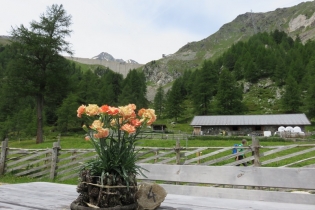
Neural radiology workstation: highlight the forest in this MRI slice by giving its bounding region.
[0,4,314,142]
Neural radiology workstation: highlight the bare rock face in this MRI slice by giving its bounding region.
[142,61,181,86]
[143,60,181,101]
[289,13,315,33]
[258,78,273,89]
[243,82,251,93]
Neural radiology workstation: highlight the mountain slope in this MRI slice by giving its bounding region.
[142,1,315,88]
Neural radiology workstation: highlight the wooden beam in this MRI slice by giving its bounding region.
[137,164,315,190]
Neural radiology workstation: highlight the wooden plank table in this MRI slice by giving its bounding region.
[0,182,314,210]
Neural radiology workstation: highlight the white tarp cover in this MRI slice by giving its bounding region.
[293,126,302,133]
[285,126,294,132]
[264,131,272,137]
[278,126,285,132]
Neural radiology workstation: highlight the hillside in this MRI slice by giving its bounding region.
[142,1,315,90]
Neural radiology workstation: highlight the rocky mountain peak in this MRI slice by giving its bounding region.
[92,52,114,61]
[92,52,139,64]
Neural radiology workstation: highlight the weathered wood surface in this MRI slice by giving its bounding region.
[281,156,315,167]
[137,150,174,163]
[184,147,230,165]
[137,163,315,205]
[0,182,314,210]
[0,140,8,174]
[137,164,315,189]
[261,147,315,165]
[15,162,50,177]
[201,148,252,165]
[6,156,51,173]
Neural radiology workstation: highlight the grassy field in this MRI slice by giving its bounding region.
[7,134,313,149]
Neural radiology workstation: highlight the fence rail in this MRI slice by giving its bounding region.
[1,136,315,182]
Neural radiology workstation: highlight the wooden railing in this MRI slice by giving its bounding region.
[137,164,315,205]
[1,137,315,182]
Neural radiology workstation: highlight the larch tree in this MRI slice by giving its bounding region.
[77,70,100,105]
[281,74,302,113]
[9,4,73,143]
[305,78,315,119]
[153,85,165,119]
[98,70,123,106]
[191,60,218,115]
[165,78,184,122]
[214,68,246,115]
[119,69,147,108]
[304,57,315,119]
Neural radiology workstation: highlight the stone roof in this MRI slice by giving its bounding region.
[190,113,311,126]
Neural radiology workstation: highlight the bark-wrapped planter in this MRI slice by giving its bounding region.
[71,170,138,210]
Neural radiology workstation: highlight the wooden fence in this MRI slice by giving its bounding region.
[1,136,315,182]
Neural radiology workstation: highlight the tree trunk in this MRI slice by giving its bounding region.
[36,94,44,144]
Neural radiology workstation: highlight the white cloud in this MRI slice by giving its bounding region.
[0,0,312,64]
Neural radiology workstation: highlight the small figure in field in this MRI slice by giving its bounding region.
[236,139,247,166]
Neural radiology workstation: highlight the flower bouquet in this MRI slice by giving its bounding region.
[71,104,156,209]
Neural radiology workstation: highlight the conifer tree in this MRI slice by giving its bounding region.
[305,78,315,119]
[8,4,73,143]
[165,78,184,122]
[77,71,100,104]
[191,60,218,115]
[98,71,123,106]
[214,68,246,114]
[56,94,79,132]
[273,56,287,86]
[304,57,315,118]
[119,69,147,108]
[153,85,165,119]
[281,74,302,113]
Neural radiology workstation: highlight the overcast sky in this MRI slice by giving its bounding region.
[0,0,312,64]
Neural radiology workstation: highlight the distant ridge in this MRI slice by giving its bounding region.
[64,55,143,78]
[92,52,139,64]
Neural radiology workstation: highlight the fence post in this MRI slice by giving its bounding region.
[175,138,182,165]
[252,136,261,167]
[196,152,201,164]
[154,150,159,163]
[50,135,61,180]
[0,138,9,175]
[72,150,77,162]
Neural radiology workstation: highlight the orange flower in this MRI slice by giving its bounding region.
[147,109,157,125]
[100,105,119,115]
[119,104,136,120]
[94,128,109,139]
[110,119,117,127]
[139,109,156,125]
[85,104,100,116]
[121,123,136,134]
[128,104,136,110]
[110,118,123,127]
[90,120,104,130]
[131,119,141,127]
[77,105,86,118]
[138,108,145,117]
